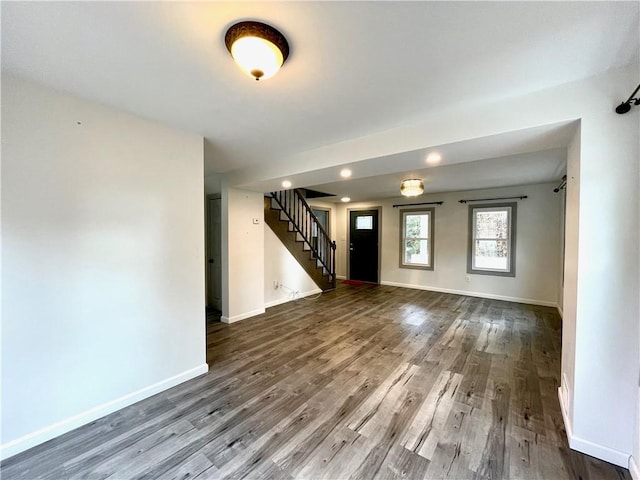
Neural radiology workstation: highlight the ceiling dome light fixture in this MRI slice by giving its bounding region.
[225,21,290,81]
[401,179,424,197]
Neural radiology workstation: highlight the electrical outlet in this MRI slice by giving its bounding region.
[465,275,471,283]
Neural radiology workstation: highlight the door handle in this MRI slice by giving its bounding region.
[208,259,214,264]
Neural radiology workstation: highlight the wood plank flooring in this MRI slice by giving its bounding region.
[1,284,631,479]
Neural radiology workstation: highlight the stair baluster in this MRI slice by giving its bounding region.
[268,189,336,290]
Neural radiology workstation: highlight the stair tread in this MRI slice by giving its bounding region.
[264,194,335,292]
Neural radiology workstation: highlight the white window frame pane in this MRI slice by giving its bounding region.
[403,238,430,265]
[399,208,434,270]
[467,203,517,277]
[472,207,511,272]
[473,240,510,271]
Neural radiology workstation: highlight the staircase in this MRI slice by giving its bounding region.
[264,189,336,292]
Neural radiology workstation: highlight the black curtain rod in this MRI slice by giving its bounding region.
[392,201,444,208]
[458,196,527,204]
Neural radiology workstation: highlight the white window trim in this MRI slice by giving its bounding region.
[467,202,517,277]
[399,208,435,271]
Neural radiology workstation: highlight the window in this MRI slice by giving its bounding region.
[467,203,517,277]
[400,208,434,270]
[355,215,373,230]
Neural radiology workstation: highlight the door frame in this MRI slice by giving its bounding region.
[310,206,331,257]
[311,206,331,235]
[206,194,222,310]
[346,206,382,283]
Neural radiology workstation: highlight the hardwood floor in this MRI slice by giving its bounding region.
[1,284,631,479]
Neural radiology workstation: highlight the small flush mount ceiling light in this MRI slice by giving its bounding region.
[400,179,424,197]
[225,21,290,81]
[341,197,351,202]
[281,180,292,188]
[340,168,352,178]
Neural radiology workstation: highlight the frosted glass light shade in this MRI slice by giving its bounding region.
[230,36,284,80]
[225,21,290,81]
[401,179,424,197]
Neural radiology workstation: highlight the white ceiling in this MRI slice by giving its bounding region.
[2,2,638,178]
[240,120,574,201]
[305,149,567,202]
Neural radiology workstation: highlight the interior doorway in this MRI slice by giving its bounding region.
[311,207,330,254]
[348,208,380,283]
[207,196,222,311]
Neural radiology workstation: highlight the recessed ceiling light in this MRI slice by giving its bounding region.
[426,152,442,165]
[281,180,292,188]
[340,169,352,178]
[341,197,351,202]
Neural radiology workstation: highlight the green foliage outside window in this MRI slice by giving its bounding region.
[405,215,422,256]
[475,211,508,258]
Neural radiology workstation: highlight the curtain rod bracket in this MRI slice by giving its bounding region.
[615,83,640,114]
[554,175,567,193]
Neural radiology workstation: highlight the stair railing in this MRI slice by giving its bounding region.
[270,189,336,289]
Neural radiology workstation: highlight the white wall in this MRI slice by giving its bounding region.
[560,128,581,426]
[221,188,264,323]
[570,76,638,467]
[334,183,561,306]
[220,193,326,314]
[1,75,207,458]
[263,226,320,307]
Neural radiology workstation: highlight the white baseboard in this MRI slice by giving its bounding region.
[558,386,630,468]
[336,275,346,280]
[0,363,209,461]
[558,385,573,440]
[569,434,630,468]
[630,455,640,480]
[221,307,265,324]
[379,280,557,308]
[264,288,323,309]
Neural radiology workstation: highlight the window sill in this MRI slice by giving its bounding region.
[400,264,434,271]
[467,269,515,277]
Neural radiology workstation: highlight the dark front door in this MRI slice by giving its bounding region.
[349,209,379,283]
